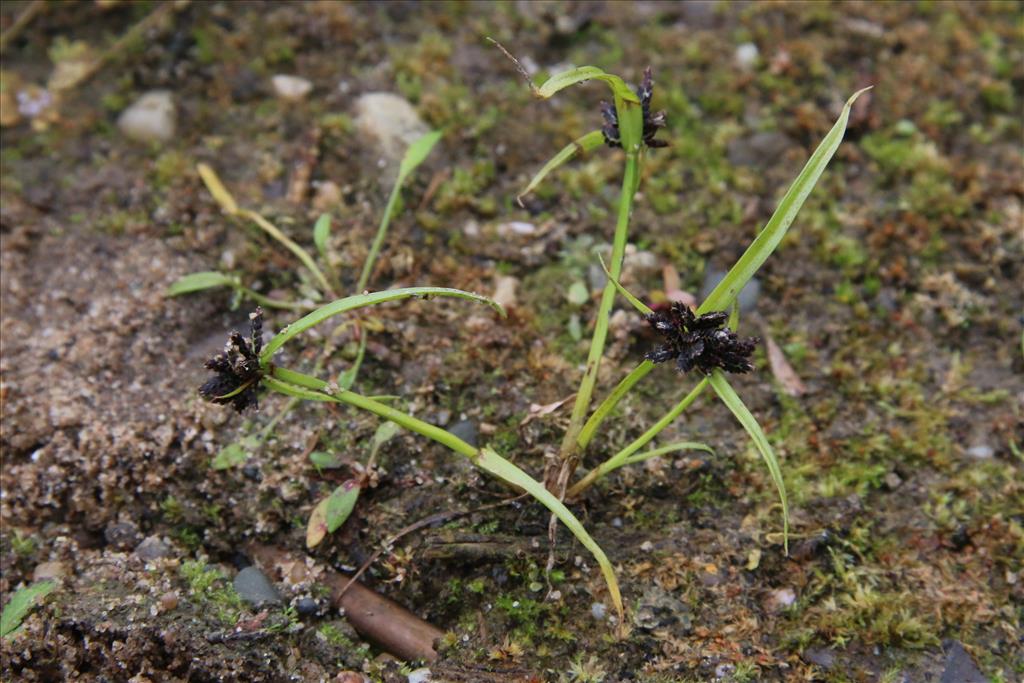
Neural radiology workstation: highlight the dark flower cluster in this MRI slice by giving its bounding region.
[199,307,265,413]
[601,66,668,149]
[644,303,758,375]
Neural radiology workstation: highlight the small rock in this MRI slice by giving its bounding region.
[33,561,68,582]
[407,668,431,683]
[884,471,903,490]
[726,131,794,168]
[633,585,692,633]
[353,92,428,165]
[965,444,993,459]
[802,646,837,669]
[492,275,519,310]
[701,268,760,312]
[447,420,478,448]
[496,221,537,238]
[639,541,654,553]
[766,587,796,611]
[735,42,760,70]
[233,566,282,607]
[135,536,172,561]
[335,673,369,683]
[312,180,342,212]
[590,602,607,620]
[272,74,313,101]
[434,409,452,427]
[158,591,179,613]
[940,641,987,683]
[104,521,141,550]
[118,90,175,143]
[293,596,323,617]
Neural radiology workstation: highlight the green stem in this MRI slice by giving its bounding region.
[356,179,403,293]
[266,367,477,458]
[243,210,334,297]
[239,286,313,311]
[567,378,708,497]
[559,151,640,461]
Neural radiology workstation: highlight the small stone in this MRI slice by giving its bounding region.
[104,521,141,550]
[590,602,607,620]
[312,180,342,212]
[447,420,478,448]
[802,646,836,669]
[884,471,903,490]
[118,90,176,143]
[767,587,796,611]
[735,42,760,70]
[965,444,993,459]
[940,641,987,683]
[233,566,282,607]
[639,541,654,552]
[407,668,432,683]
[272,74,313,101]
[496,221,537,238]
[33,561,68,581]
[353,93,428,165]
[293,597,322,617]
[158,591,179,613]
[135,536,172,561]
[633,585,691,632]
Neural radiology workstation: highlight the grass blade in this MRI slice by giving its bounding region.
[197,162,239,215]
[707,370,789,552]
[620,440,714,466]
[398,130,442,181]
[474,447,624,627]
[698,88,872,315]
[260,287,504,363]
[165,271,236,297]
[597,254,652,315]
[313,213,331,263]
[357,130,442,292]
[518,129,604,205]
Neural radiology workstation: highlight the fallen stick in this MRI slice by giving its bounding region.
[247,543,443,662]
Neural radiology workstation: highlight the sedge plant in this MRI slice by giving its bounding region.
[189,49,868,629]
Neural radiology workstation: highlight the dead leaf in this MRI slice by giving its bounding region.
[520,395,574,426]
[764,335,807,397]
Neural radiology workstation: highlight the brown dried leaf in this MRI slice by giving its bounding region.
[765,335,807,397]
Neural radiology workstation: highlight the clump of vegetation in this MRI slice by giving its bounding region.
[179,44,868,629]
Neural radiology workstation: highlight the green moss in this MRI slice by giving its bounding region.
[180,559,245,625]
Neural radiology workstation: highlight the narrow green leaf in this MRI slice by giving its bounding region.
[597,254,652,315]
[371,421,401,452]
[535,66,639,104]
[517,129,604,205]
[326,480,361,532]
[165,271,236,297]
[474,447,624,627]
[708,371,789,552]
[2,581,56,638]
[260,287,505,363]
[313,214,331,263]
[620,440,714,466]
[698,87,872,315]
[398,130,443,181]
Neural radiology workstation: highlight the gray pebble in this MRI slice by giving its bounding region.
[447,420,478,448]
[135,536,172,561]
[233,566,282,607]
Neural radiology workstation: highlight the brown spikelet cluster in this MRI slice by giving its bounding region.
[644,303,758,375]
[199,307,265,413]
[601,66,668,149]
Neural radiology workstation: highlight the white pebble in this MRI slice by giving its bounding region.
[735,42,760,70]
[272,74,313,101]
[118,90,175,143]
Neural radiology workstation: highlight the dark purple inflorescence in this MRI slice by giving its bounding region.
[644,302,758,375]
[199,307,265,413]
[601,66,668,149]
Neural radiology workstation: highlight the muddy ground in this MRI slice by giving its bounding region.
[1,1,1021,681]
